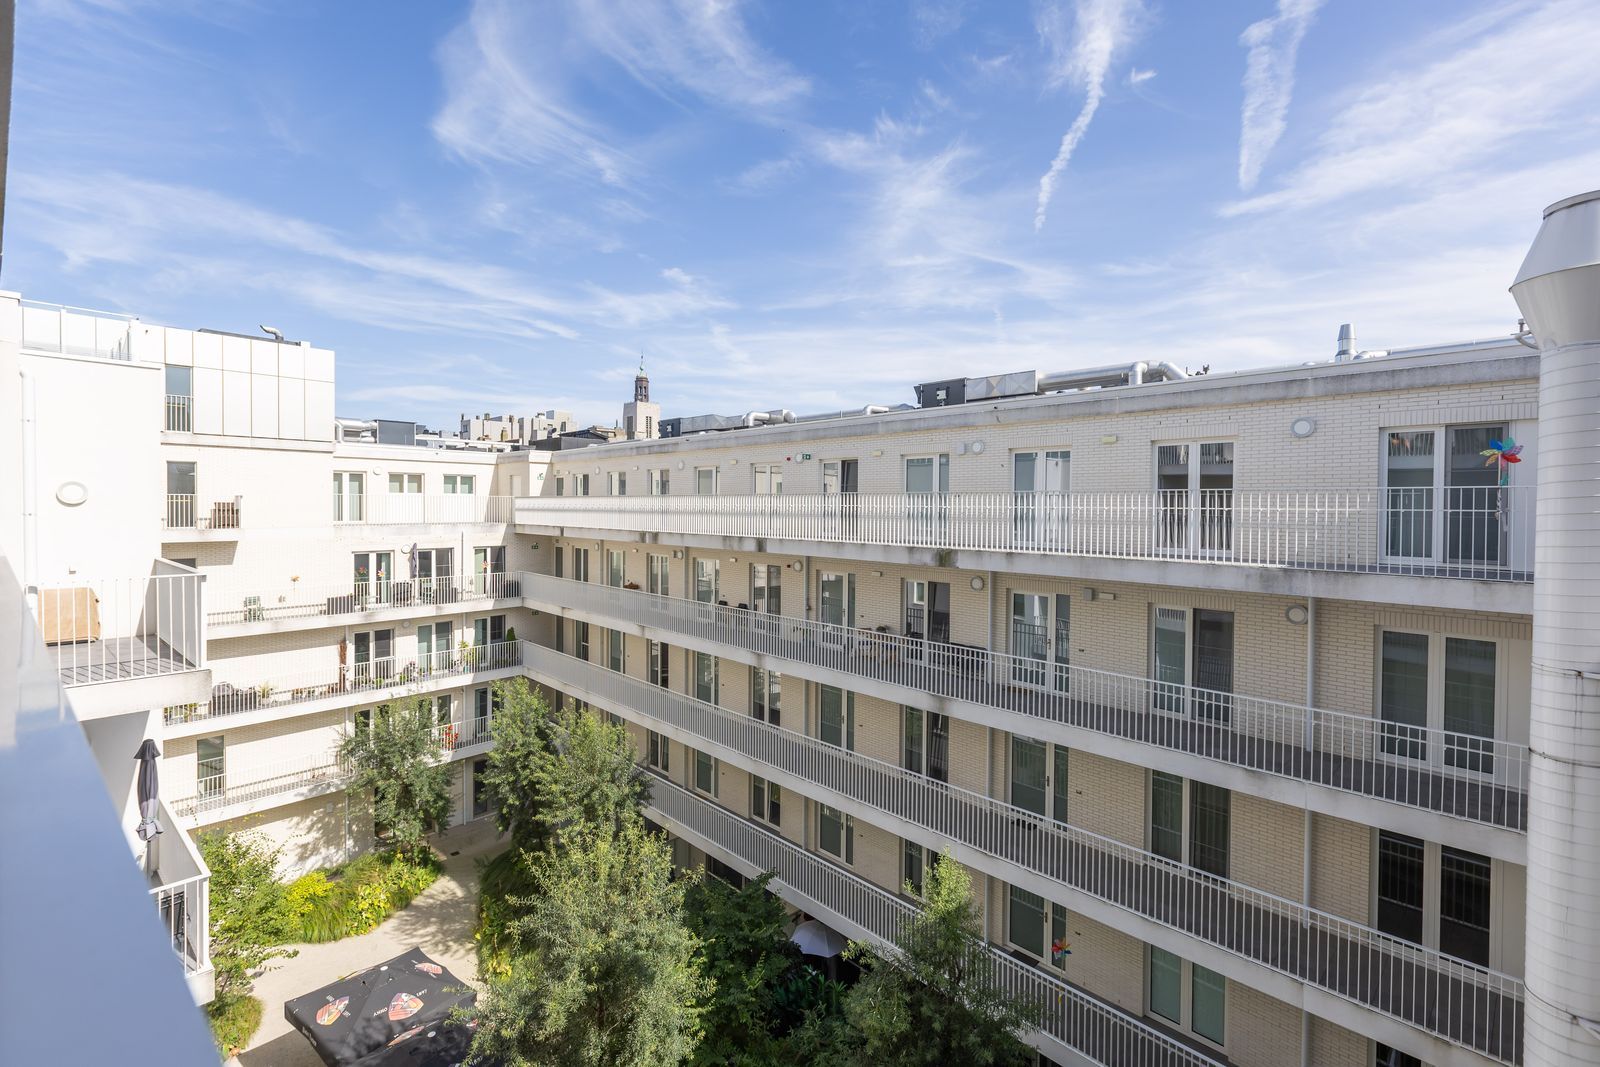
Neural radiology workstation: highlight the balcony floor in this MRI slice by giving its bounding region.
[51,635,195,685]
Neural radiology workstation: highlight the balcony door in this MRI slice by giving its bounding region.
[166,461,196,527]
[904,580,951,662]
[818,571,856,647]
[417,621,451,674]
[1379,630,1499,777]
[1010,735,1069,824]
[1152,607,1234,721]
[473,546,505,594]
[1010,592,1070,691]
[823,459,859,538]
[414,548,453,602]
[353,551,392,604]
[1383,425,1511,569]
[1013,449,1070,546]
[1155,443,1234,554]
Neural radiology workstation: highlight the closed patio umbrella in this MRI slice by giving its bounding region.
[134,738,162,843]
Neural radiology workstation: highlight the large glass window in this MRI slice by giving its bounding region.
[1189,782,1230,879]
[1008,885,1046,957]
[693,750,718,796]
[753,464,783,494]
[606,549,625,587]
[752,667,781,725]
[647,554,670,596]
[751,777,781,826]
[818,805,854,864]
[1156,441,1234,552]
[196,736,225,798]
[1440,846,1492,965]
[1191,964,1227,1044]
[751,564,782,615]
[1376,831,1426,945]
[648,640,671,688]
[1379,630,1500,773]
[647,730,669,772]
[695,467,718,495]
[388,473,422,494]
[443,474,474,495]
[650,469,669,495]
[607,629,625,673]
[333,472,365,522]
[694,558,720,603]
[1148,947,1182,1024]
[903,706,951,783]
[1380,631,1431,760]
[819,686,854,750]
[1150,771,1185,863]
[694,651,719,704]
[1444,637,1497,773]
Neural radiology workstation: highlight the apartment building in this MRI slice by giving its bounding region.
[7,190,1599,1067]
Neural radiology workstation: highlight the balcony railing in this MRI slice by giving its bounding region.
[524,575,1530,830]
[528,644,1525,1064]
[645,773,1227,1067]
[516,488,1535,582]
[33,565,206,687]
[333,493,514,526]
[164,394,193,432]
[20,299,134,361]
[150,873,210,976]
[164,641,523,727]
[207,571,525,626]
[175,753,347,818]
[164,494,243,532]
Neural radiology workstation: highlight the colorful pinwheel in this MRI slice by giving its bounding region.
[1481,438,1522,486]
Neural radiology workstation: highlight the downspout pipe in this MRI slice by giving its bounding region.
[1510,188,1600,1067]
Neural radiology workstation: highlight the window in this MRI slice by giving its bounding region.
[1151,606,1234,721]
[818,571,855,633]
[571,548,590,583]
[903,706,950,783]
[472,759,490,817]
[751,776,782,826]
[353,628,395,681]
[1012,449,1071,543]
[196,736,225,798]
[1148,947,1226,1047]
[902,840,941,897]
[413,547,454,601]
[648,640,671,688]
[352,551,393,603]
[693,749,719,796]
[1379,629,1501,773]
[473,614,506,649]
[555,476,564,497]
[751,564,782,615]
[1375,1045,1426,1067]
[1155,442,1234,553]
[1010,592,1071,691]
[694,651,719,704]
[1376,830,1494,966]
[753,463,783,494]
[554,545,564,579]
[752,667,781,725]
[332,472,366,522]
[694,558,720,603]
[904,579,951,653]
[904,454,950,493]
[1008,884,1046,957]
[818,686,854,750]
[432,693,453,730]
[647,554,671,596]
[695,466,718,495]
[417,621,452,673]
[472,686,500,735]
[1383,423,1517,566]
[1149,772,1229,878]
[818,805,854,864]
[647,730,670,772]
[608,470,626,496]
[574,621,591,660]
[607,629,625,673]
[1010,735,1069,823]
[473,546,506,594]
[606,549,626,587]
[650,469,669,496]
[389,473,423,494]
[443,474,474,494]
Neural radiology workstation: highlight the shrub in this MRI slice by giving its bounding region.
[284,870,332,922]
[475,846,536,979]
[295,849,441,942]
[206,993,263,1057]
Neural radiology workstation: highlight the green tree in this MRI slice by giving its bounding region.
[470,820,710,1067]
[838,856,1033,1067]
[479,678,556,846]
[197,830,297,1053]
[339,699,452,862]
[683,873,802,1066]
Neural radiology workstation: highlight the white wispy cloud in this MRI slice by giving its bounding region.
[432,0,805,188]
[1236,0,1324,192]
[717,156,801,195]
[1127,67,1156,85]
[1033,0,1147,230]
[1225,0,1600,215]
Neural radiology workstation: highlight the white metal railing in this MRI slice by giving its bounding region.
[646,773,1226,1067]
[165,394,193,432]
[530,643,1525,1063]
[164,640,523,727]
[334,493,514,526]
[149,873,209,975]
[175,752,347,817]
[164,494,243,532]
[207,571,526,626]
[516,487,1535,582]
[32,568,206,686]
[20,299,134,361]
[525,575,1530,830]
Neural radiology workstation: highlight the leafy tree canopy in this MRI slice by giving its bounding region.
[339,699,452,862]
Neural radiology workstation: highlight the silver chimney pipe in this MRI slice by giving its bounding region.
[1335,323,1356,362]
[1510,188,1600,1067]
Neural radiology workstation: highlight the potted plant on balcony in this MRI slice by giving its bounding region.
[623,580,641,590]
[257,682,275,703]
[460,639,478,670]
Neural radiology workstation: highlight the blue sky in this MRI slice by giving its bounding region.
[10,0,1600,429]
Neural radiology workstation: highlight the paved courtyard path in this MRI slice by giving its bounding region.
[234,820,509,1067]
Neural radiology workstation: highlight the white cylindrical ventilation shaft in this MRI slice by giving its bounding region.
[1511,189,1600,1067]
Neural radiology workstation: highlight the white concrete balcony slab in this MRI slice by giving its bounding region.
[524,575,1529,845]
[528,644,1524,1066]
[34,565,212,720]
[162,640,523,737]
[206,571,526,638]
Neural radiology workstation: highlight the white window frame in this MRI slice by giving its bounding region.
[695,466,718,495]
[1146,946,1227,1050]
[647,729,670,772]
[388,472,423,494]
[818,804,854,865]
[650,468,669,496]
[752,667,781,725]
[1375,627,1509,780]
[607,470,626,496]
[333,471,366,522]
[903,453,950,494]
[693,651,719,705]
[607,628,625,673]
[1153,440,1235,556]
[693,558,720,604]
[443,473,475,495]
[753,463,784,495]
[606,549,626,587]
[818,685,854,751]
[648,640,671,688]
[1372,830,1500,969]
[647,554,671,596]
[751,775,782,827]
[693,749,719,797]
